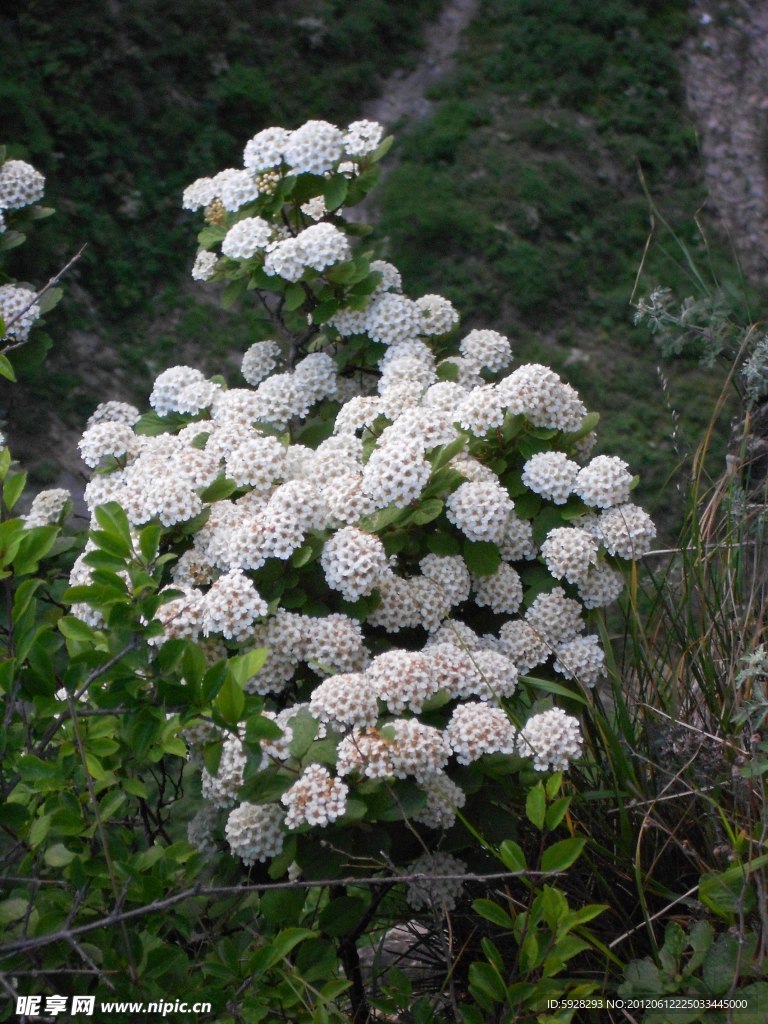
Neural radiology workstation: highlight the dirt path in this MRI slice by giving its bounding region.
[683,1,768,285]
[362,0,480,126]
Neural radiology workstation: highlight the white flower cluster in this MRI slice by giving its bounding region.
[517,708,583,771]
[67,119,657,880]
[0,158,45,214]
[0,284,40,341]
[281,764,349,829]
[405,852,468,912]
[23,488,71,528]
[225,803,285,864]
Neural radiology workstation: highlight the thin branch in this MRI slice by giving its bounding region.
[0,869,561,956]
[1,245,86,355]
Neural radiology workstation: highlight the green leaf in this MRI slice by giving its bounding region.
[12,525,58,575]
[473,898,514,929]
[94,502,133,556]
[229,648,268,687]
[291,544,315,568]
[525,783,546,829]
[323,174,348,211]
[370,135,394,163]
[436,360,459,382]
[245,715,284,744]
[37,285,63,315]
[558,903,607,934]
[221,276,248,309]
[430,436,467,470]
[58,616,97,643]
[541,837,586,873]
[358,505,405,532]
[198,225,227,247]
[260,888,306,927]
[134,410,194,436]
[462,540,501,576]
[562,410,600,443]
[545,772,563,800]
[701,932,741,995]
[498,840,526,874]
[289,709,319,758]
[260,928,318,971]
[44,843,76,867]
[0,898,30,927]
[410,498,443,526]
[426,531,462,556]
[215,672,244,724]
[284,283,306,311]
[521,675,588,706]
[239,769,293,804]
[0,353,17,382]
[199,475,238,503]
[545,796,571,830]
[318,895,368,937]
[468,961,506,1003]
[3,471,27,511]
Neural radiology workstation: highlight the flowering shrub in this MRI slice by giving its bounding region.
[69,117,656,894]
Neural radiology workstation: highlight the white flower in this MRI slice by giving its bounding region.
[149,365,208,415]
[282,764,349,829]
[0,285,40,341]
[23,488,71,528]
[597,504,656,559]
[460,329,512,372]
[0,159,45,209]
[413,772,467,830]
[225,803,285,864]
[362,443,431,508]
[575,455,633,508]
[201,731,247,808]
[553,634,605,687]
[446,480,514,543]
[212,168,260,211]
[191,250,219,280]
[525,587,585,645]
[241,340,281,385]
[296,222,350,271]
[221,217,272,259]
[416,294,459,336]
[283,120,344,174]
[309,672,379,730]
[456,385,506,437]
[264,236,306,282]
[540,527,598,584]
[446,702,516,764]
[498,363,586,431]
[182,177,216,211]
[321,526,389,601]
[365,293,422,345]
[517,707,583,771]
[86,401,141,429]
[497,620,551,673]
[577,562,625,608]
[204,569,268,640]
[521,451,580,505]
[367,650,440,714]
[406,852,467,911]
[344,119,384,157]
[472,563,523,614]
[78,421,139,467]
[243,126,292,172]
